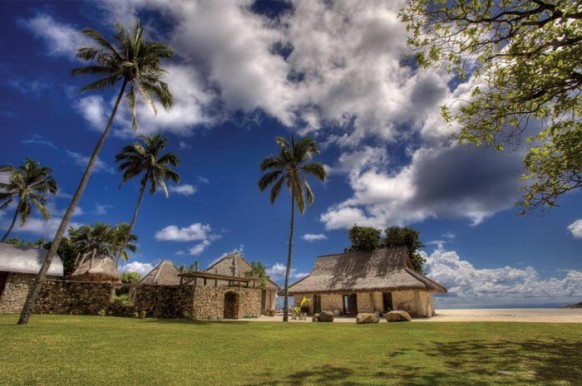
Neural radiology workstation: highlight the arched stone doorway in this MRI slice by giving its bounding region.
[224,291,239,319]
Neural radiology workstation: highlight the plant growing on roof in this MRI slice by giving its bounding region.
[259,136,326,322]
[18,21,173,325]
[245,261,270,290]
[114,133,179,266]
[0,159,57,242]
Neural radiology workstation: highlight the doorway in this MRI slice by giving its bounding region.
[0,272,7,301]
[383,292,393,313]
[313,294,321,314]
[343,293,357,316]
[223,291,239,319]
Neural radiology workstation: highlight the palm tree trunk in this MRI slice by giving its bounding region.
[1,201,21,242]
[283,191,295,322]
[18,79,128,325]
[114,180,146,268]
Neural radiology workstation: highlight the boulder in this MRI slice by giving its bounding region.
[374,310,382,317]
[312,314,320,322]
[385,310,411,322]
[265,308,276,317]
[319,311,334,322]
[356,313,380,324]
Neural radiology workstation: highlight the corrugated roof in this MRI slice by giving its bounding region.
[0,242,63,276]
[288,247,446,294]
[140,260,181,285]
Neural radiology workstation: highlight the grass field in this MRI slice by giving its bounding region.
[0,315,580,385]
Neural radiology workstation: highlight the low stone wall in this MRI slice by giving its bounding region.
[35,279,115,315]
[0,273,35,313]
[134,285,195,319]
[193,286,261,320]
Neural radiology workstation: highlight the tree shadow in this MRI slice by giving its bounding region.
[250,365,356,386]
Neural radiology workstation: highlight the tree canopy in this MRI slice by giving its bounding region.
[245,261,271,290]
[400,0,582,213]
[346,225,426,273]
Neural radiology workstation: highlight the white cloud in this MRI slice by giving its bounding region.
[154,223,214,242]
[267,262,309,283]
[94,204,113,215]
[179,141,191,149]
[20,14,89,58]
[423,245,582,307]
[66,150,115,174]
[75,96,107,131]
[21,134,57,149]
[567,220,582,239]
[169,184,197,196]
[302,233,327,242]
[0,216,81,239]
[119,261,154,277]
[189,240,211,256]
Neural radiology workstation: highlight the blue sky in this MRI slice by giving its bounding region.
[1,1,580,308]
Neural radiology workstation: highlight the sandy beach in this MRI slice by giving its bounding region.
[254,308,582,323]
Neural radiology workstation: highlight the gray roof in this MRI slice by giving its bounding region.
[72,256,119,282]
[288,247,447,294]
[205,253,280,290]
[140,260,181,285]
[0,242,63,276]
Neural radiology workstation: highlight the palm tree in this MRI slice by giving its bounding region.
[113,223,138,269]
[258,136,326,321]
[69,222,116,271]
[114,133,179,264]
[0,159,57,242]
[18,22,174,325]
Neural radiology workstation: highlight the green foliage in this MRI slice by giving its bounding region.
[121,272,141,283]
[178,261,200,273]
[345,225,382,252]
[294,296,310,316]
[400,0,582,213]
[97,309,106,317]
[245,261,270,290]
[384,227,426,273]
[0,159,58,241]
[345,225,426,273]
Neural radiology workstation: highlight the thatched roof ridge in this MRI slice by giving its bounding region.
[205,253,280,290]
[0,242,63,277]
[288,247,446,294]
[140,260,180,285]
[71,256,119,282]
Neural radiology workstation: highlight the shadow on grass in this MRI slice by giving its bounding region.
[141,318,253,325]
[250,365,356,386]
[386,339,582,385]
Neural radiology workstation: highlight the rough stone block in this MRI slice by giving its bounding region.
[356,313,380,324]
[319,311,334,322]
[385,310,412,322]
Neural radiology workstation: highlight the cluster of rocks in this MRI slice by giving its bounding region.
[310,309,412,323]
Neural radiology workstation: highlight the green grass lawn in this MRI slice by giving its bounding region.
[0,315,580,385]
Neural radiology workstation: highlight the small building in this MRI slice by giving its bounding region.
[0,242,64,313]
[140,260,181,285]
[71,256,119,282]
[288,247,446,317]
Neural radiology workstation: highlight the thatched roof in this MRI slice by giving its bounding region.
[140,260,181,285]
[205,253,280,291]
[0,242,63,277]
[71,256,119,282]
[288,247,446,294]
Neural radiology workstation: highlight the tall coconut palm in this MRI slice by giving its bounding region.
[113,223,138,268]
[114,133,179,264]
[69,222,116,271]
[18,21,174,325]
[0,159,57,242]
[258,136,326,321]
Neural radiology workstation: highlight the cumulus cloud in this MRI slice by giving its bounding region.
[179,141,191,149]
[423,245,582,307]
[66,151,115,174]
[567,220,582,239]
[0,216,81,239]
[94,204,113,215]
[169,184,197,196]
[154,223,216,242]
[267,262,309,283]
[20,14,89,58]
[21,134,57,149]
[189,240,211,256]
[321,144,524,229]
[302,233,327,242]
[119,261,154,277]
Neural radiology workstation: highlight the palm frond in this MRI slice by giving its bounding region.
[258,170,282,191]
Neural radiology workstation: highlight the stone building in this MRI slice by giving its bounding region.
[288,247,446,318]
[0,242,64,313]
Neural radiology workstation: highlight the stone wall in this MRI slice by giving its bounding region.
[192,286,261,320]
[392,290,435,317]
[35,280,114,315]
[134,285,195,319]
[0,273,35,313]
[356,292,375,313]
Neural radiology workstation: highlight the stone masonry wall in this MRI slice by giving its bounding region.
[35,280,115,315]
[134,285,195,318]
[192,286,261,320]
[0,273,35,313]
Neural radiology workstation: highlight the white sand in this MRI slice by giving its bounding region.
[254,308,582,323]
